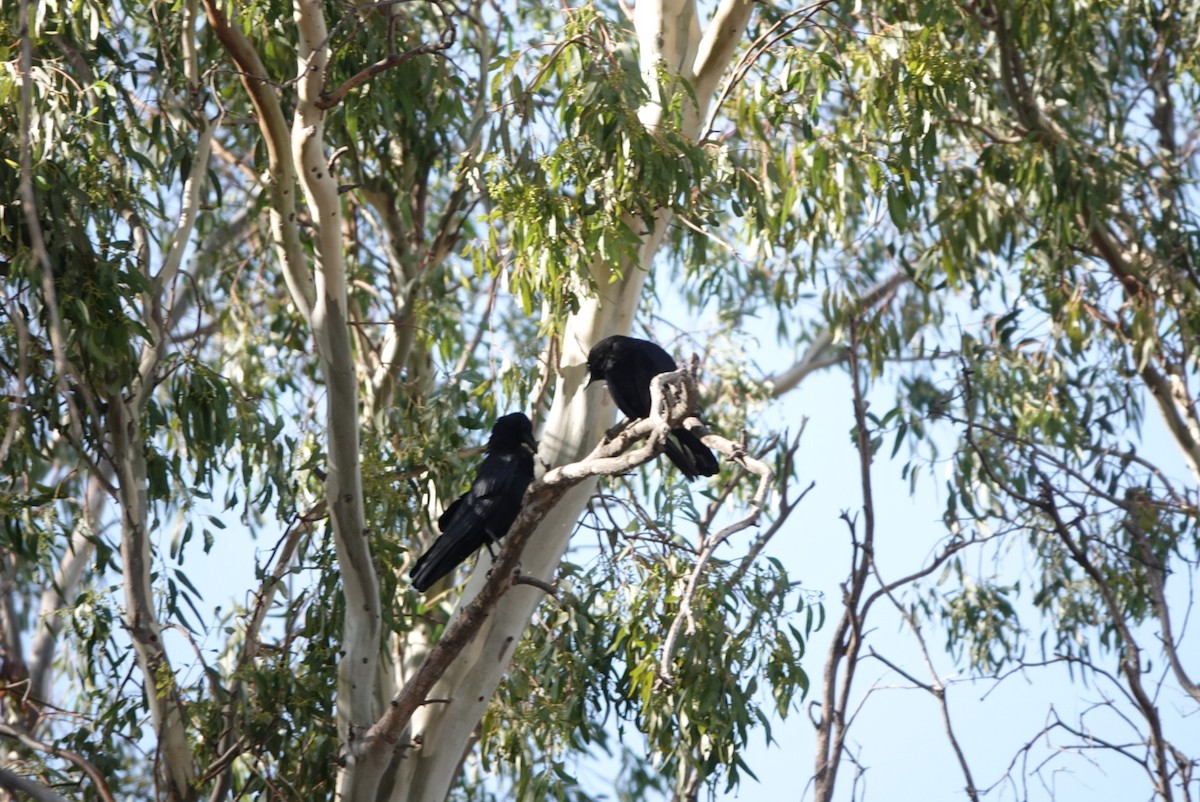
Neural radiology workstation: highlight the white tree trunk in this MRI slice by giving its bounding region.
[291,4,397,798]
[113,397,195,800]
[390,2,755,800]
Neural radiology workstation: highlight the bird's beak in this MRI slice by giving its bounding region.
[585,372,601,388]
[523,432,538,453]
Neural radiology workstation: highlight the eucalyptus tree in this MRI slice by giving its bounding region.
[1,0,812,799]
[2,0,1197,800]
[743,2,1200,800]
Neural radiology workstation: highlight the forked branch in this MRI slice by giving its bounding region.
[355,370,772,764]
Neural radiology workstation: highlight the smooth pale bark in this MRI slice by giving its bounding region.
[203,0,391,795]
[107,36,216,793]
[292,4,394,798]
[199,1,759,797]
[113,397,195,801]
[200,0,316,318]
[1141,364,1200,485]
[389,2,757,800]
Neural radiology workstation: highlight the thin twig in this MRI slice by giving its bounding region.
[0,723,116,802]
[355,370,768,764]
[657,429,777,684]
[316,0,457,110]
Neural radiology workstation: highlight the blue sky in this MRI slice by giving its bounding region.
[165,318,1200,802]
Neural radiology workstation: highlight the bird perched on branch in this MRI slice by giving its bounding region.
[586,335,719,481]
[410,412,538,593]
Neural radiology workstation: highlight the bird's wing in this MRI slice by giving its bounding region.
[607,359,659,418]
[458,451,530,540]
[611,340,680,419]
[410,452,531,591]
[436,496,464,532]
[409,513,488,591]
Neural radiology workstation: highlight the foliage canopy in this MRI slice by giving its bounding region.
[0,0,1197,799]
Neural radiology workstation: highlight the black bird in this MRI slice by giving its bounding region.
[410,412,538,592]
[586,335,719,480]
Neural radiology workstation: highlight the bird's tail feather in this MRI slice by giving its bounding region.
[665,428,719,480]
[410,514,488,592]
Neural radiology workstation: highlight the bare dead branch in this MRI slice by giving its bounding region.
[812,325,881,802]
[728,426,811,586]
[868,598,981,802]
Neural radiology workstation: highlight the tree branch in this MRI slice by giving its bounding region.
[704,1,833,138]
[26,480,101,724]
[291,2,389,794]
[768,271,909,398]
[690,0,758,110]
[17,0,88,448]
[729,427,811,586]
[200,0,315,317]
[0,723,115,802]
[657,423,779,683]
[110,397,195,800]
[355,371,761,771]
[0,767,72,802]
[868,601,981,801]
[1140,363,1200,485]
[392,6,738,794]
[1035,479,1177,802]
[315,4,456,111]
[812,327,877,802]
[208,501,325,802]
[989,4,1200,487]
[157,0,215,299]
[1123,517,1200,705]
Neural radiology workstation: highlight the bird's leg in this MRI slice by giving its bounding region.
[603,416,636,443]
